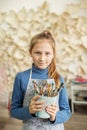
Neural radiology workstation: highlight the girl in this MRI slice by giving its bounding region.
[10,30,71,130]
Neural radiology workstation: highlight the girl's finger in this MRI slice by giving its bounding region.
[32,95,41,101]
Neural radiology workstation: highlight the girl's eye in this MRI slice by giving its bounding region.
[46,52,50,55]
[35,52,41,55]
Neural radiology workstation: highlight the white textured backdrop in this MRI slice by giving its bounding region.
[0,0,87,103]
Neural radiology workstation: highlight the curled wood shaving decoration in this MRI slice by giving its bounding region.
[0,1,87,102]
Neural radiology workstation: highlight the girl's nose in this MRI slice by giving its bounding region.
[39,54,46,60]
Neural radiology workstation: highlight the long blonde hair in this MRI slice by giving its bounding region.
[29,30,60,88]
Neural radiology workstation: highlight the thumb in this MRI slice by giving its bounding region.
[33,95,41,101]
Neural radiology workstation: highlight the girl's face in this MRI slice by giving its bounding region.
[30,40,54,69]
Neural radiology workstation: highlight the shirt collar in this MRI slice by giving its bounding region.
[32,64,48,75]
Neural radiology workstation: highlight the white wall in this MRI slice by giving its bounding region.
[0,0,87,102]
[0,0,80,14]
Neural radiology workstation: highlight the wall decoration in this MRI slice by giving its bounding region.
[0,1,87,103]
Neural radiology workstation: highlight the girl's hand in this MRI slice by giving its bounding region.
[29,95,45,114]
[45,104,58,122]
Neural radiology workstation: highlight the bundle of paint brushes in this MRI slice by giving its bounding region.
[32,80,64,97]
